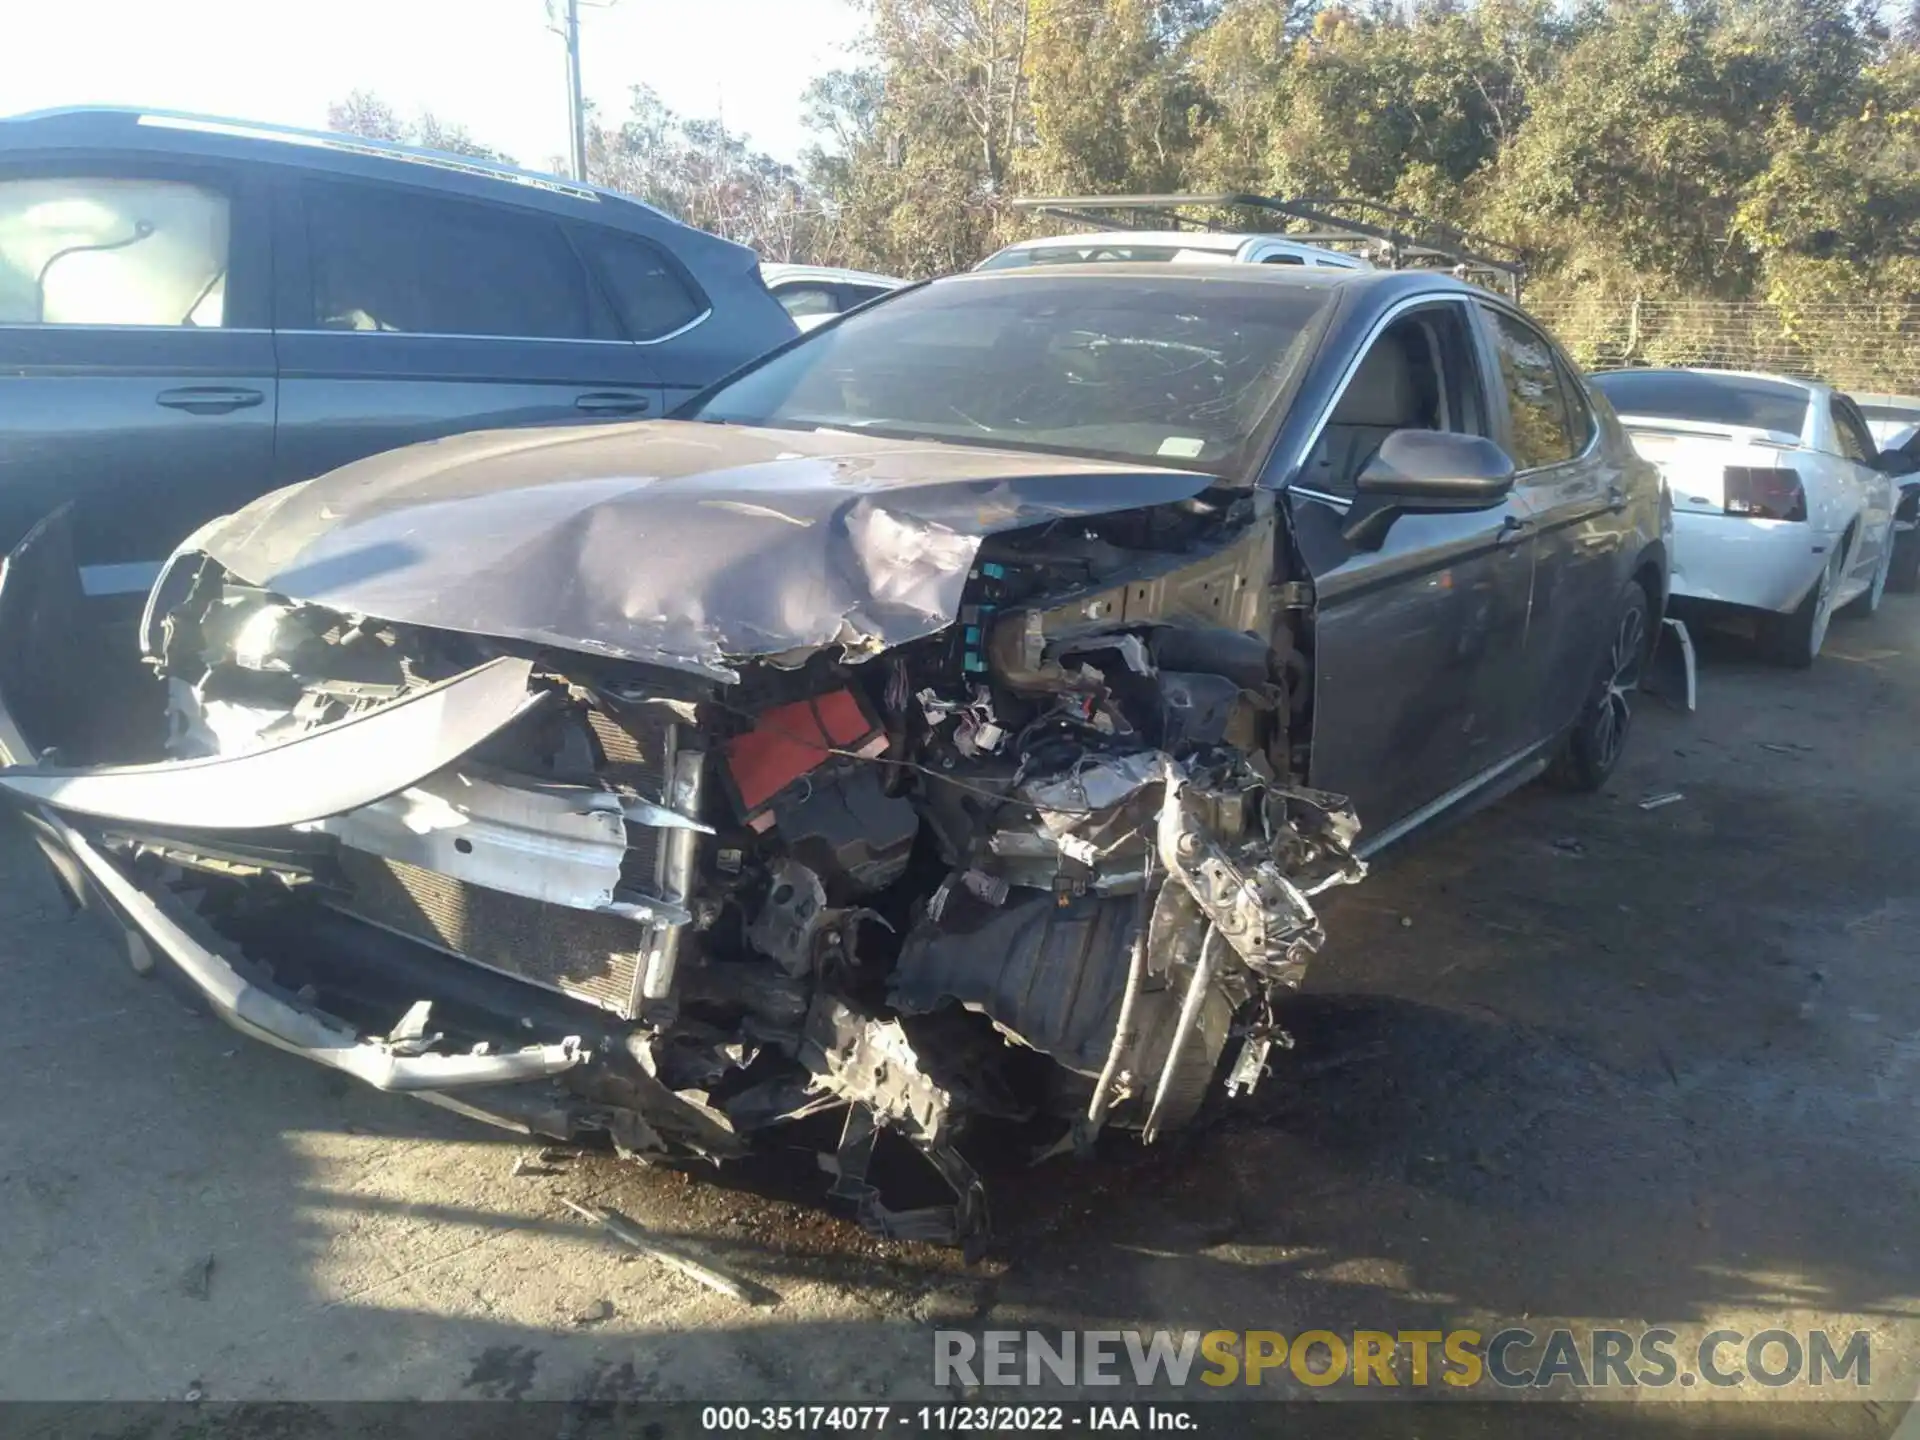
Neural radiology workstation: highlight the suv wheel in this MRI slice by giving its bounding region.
[1547,580,1649,793]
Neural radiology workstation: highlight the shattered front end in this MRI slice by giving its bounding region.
[0,485,1362,1247]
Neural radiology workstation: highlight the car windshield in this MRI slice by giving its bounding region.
[685,274,1335,474]
[1591,370,1810,438]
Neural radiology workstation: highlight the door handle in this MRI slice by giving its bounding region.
[1496,514,1531,548]
[575,391,652,417]
[156,386,264,416]
[1607,486,1628,512]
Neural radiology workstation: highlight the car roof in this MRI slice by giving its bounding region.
[759,262,907,289]
[0,106,761,246]
[1850,392,1920,413]
[1594,366,1833,400]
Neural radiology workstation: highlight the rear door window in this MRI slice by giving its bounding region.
[302,180,590,338]
[0,176,230,326]
[1831,399,1875,465]
[1481,306,1576,470]
[771,283,838,320]
[574,228,706,340]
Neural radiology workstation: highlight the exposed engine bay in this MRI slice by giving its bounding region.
[0,478,1362,1248]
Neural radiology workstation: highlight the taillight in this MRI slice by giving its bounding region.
[1723,466,1807,521]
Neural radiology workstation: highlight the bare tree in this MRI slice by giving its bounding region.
[326,90,517,164]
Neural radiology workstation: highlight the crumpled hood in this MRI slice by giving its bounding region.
[187,421,1213,680]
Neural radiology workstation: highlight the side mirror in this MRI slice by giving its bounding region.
[1873,450,1918,478]
[1341,429,1517,550]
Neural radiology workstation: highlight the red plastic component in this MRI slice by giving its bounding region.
[722,689,886,825]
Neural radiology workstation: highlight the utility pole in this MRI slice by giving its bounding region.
[548,0,605,182]
[563,0,587,181]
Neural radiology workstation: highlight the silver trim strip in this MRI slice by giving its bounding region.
[0,324,273,336]
[277,306,712,348]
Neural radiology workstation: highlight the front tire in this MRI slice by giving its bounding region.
[1546,580,1649,793]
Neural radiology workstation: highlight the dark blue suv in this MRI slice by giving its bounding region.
[0,108,797,603]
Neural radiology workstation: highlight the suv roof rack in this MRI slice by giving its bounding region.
[1009,193,1526,296]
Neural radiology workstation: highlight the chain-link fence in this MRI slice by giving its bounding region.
[1527,295,1920,396]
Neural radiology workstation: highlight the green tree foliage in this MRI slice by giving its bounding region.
[794,0,1919,324]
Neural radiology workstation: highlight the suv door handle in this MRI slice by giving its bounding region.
[1607,485,1628,512]
[156,386,264,416]
[1496,514,1531,548]
[575,391,652,417]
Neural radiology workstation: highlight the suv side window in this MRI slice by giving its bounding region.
[574,228,705,340]
[303,180,590,338]
[1831,399,1875,464]
[0,176,230,327]
[1302,302,1490,498]
[1481,306,1576,470]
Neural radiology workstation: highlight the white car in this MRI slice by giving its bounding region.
[974,230,1371,272]
[1590,368,1900,668]
[759,263,907,331]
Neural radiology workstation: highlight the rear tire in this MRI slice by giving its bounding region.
[1546,579,1650,793]
[1757,547,1841,668]
[1888,528,1920,593]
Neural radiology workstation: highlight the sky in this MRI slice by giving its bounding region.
[0,0,869,169]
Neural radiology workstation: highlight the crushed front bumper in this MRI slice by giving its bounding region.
[0,512,597,1128]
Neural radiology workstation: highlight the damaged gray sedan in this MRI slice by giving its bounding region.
[0,265,1669,1244]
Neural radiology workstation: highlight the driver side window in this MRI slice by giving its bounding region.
[1300,304,1489,499]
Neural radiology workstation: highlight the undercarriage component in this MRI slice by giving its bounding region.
[1143,926,1222,1143]
[799,997,996,1246]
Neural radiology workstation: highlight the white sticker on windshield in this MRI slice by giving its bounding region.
[1158,437,1206,459]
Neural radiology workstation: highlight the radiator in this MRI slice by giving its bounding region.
[328,703,683,1019]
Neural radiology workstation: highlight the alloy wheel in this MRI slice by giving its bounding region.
[1808,548,1842,657]
[1590,600,1646,773]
